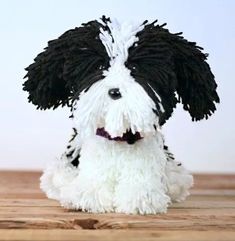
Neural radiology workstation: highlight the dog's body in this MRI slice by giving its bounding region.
[23,17,219,214]
[41,128,193,214]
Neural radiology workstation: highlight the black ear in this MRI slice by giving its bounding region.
[23,17,110,110]
[127,21,219,125]
[168,30,220,121]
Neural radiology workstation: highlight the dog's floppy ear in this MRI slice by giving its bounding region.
[23,17,110,110]
[168,30,220,121]
[128,21,219,124]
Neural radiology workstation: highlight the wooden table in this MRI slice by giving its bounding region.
[0,171,234,241]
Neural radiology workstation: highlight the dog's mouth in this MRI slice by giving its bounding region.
[96,128,143,144]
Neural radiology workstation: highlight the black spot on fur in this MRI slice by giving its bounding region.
[65,147,80,167]
[69,128,78,143]
[66,149,74,158]
[71,155,80,167]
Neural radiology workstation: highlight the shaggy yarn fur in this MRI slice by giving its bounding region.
[23,16,219,214]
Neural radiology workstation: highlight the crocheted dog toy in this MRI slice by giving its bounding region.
[23,16,219,214]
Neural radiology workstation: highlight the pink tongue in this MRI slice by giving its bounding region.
[96,128,142,144]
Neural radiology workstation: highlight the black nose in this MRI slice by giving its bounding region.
[108,88,122,100]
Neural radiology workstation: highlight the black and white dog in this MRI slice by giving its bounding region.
[23,16,219,214]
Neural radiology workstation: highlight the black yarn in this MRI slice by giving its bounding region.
[71,155,80,168]
[23,17,111,110]
[69,128,78,143]
[126,20,219,125]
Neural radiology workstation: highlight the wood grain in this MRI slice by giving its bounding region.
[1,230,235,241]
[0,171,234,241]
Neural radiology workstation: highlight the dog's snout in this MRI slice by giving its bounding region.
[108,88,122,100]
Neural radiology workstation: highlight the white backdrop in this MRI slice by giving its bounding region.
[0,0,234,173]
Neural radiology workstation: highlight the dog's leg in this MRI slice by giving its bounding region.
[114,166,171,214]
[114,137,171,214]
[164,145,194,202]
[40,128,80,200]
[114,173,171,214]
[58,137,115,213]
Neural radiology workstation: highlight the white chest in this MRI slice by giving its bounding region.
[78,134,167,184]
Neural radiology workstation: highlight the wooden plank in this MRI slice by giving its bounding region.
[1,195,235,208]
[0,230,234,241]
[191,189,235,196]
[193,174,235,189]
[0,199,234,209]
[1,205,235,216]
[0,207,234,230]
[0,171,43,199]
[0,199,58,207]
[1,218,234,231]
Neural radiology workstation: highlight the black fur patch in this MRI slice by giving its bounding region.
[71,154,80,167]
[164,145,175,161]
[23,16,111,110]
[69,128,78,143]
[126,20,219,125]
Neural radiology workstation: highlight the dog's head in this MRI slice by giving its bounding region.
[23,16,219,144]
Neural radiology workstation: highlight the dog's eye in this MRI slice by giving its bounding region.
[108,88,122,100]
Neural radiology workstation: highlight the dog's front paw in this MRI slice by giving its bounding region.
[59,179,114,213]
[114,187,171,214]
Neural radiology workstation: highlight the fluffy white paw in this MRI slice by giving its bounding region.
[59,179,114,213]
[114,185,171,214]
[40,155,78,200]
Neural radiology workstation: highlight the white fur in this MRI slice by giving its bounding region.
[40,19,193,214]
[99,18,144,62]
[41,131,193,214]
